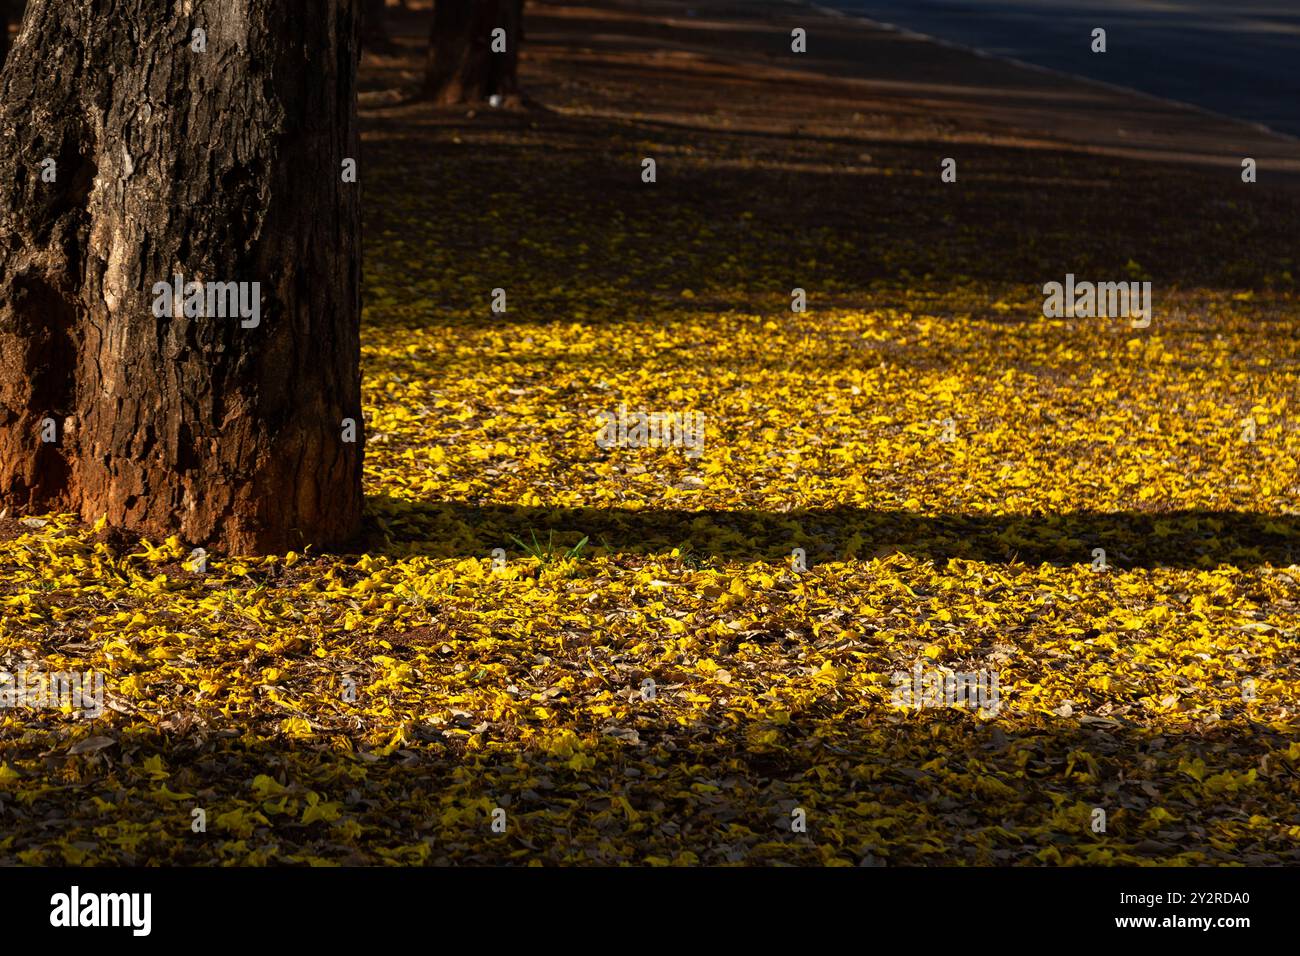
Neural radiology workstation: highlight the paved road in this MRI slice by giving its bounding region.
[824,0,1300,138]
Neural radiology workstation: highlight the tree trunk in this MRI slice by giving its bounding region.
[1,2,10,70]
[362,0,395,54]
[424,0,524,105]
[2,2,30,80]
[0,1,364,555]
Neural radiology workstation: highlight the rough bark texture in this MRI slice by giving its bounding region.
[424,0,523,105]
[0,0,364,554]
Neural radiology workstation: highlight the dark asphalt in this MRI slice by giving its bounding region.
[824,0,1300,138]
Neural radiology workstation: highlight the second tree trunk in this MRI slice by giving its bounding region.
[424,0,523,105]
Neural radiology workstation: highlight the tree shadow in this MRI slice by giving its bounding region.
[364,495,1300,569]
[5,705,1294,864]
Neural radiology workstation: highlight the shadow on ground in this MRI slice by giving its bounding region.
[3,707,1294,864]
[365,496,1300,569]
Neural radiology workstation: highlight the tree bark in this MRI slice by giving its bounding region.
[2,2,30,81]
[424,0,524,105]
[0,1,364,554]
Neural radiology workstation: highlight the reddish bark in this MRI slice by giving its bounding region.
[0,1,365,554]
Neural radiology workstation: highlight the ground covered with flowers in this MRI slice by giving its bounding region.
[1,1,1298,865]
